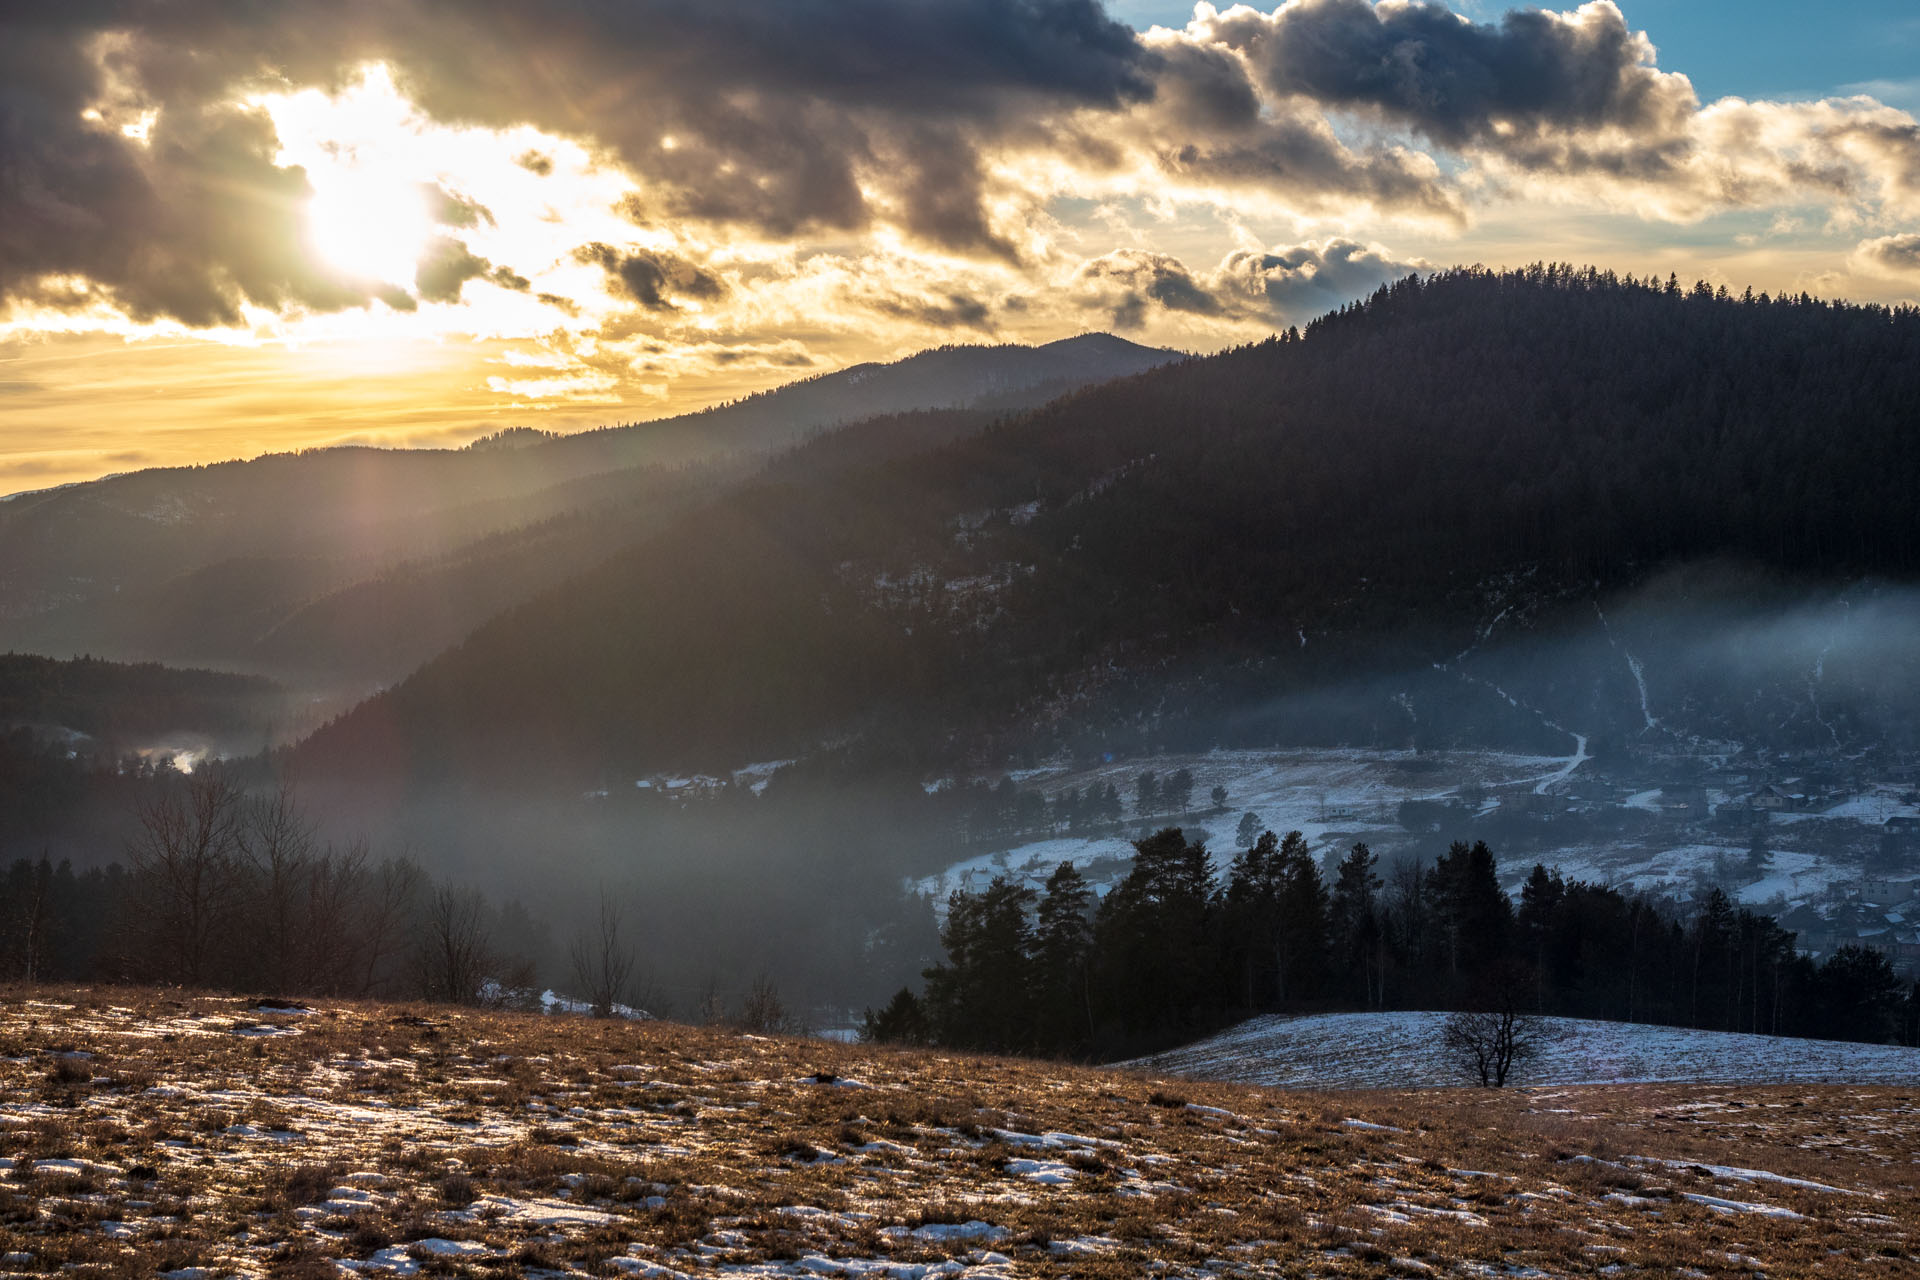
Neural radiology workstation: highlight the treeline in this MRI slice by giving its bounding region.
[0,769,551,1002]
[0,653,280,743]
[870,827,1920,1059]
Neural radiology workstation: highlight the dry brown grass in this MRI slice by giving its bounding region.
[0,984,1914,1277]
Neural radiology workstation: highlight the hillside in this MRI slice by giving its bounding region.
[3,990,1918,1278]
[0,335,1172,684]
[298,267,1920,786]
[1133,1011,1920,1091]
[0,652,281,746]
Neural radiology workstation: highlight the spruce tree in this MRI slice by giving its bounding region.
[1032,861,1096,1052]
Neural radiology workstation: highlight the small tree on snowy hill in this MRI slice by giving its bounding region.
[1165,768,1195,814]
[1235,811,1263,849]
[1441,967,1541,1087]
[1135,771,1160,817]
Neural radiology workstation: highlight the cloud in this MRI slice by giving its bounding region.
[1852,233,1920,278]
[0,21,397,327]
[415,236,527,302]
[1213,237,1430,317]
[573,243,728,312]
[1073,237,1424,329]
[1205,0,1695,151]
[8,0,1920,346]
[1074,250,1227,329]
[429,186,494,229]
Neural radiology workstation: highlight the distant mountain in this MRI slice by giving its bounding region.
[0,334,1175,686]
[296,267,1920,786]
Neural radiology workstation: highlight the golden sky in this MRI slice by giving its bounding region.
[4,1,1919,495]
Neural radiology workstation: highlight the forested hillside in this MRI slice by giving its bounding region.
[300,267,1920,786]
[0,335,1169,684]
[0,653,280,742]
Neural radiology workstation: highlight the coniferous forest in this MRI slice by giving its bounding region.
[882,826,1920,1060]
[299,267,1920,787]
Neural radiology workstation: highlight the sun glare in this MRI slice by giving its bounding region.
[307,169,432,287]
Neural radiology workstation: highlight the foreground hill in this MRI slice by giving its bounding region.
[300,267,1920,785]
[1133,1011,1920,1091]
[0,334,1172,684]
[3,990,1918,1278]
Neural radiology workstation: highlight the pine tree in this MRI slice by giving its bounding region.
[1427,840,1512,989]
[922,876,1036,1052]
[1092,827,1217,1044]
[1032,862,1096,1053]
[1134,771,1160,818]
[1234,811,1263,849]
[1329,842,1384,1007]
[1165,768,1195,814]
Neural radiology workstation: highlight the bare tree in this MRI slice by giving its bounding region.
[239,779,318,992]
[1441,1004,1541,1088]
[738,972,802,1035]
[1,858,56,984]
[358,855,425,997]
[127,767,247,986]
[568,891,636,1017]
[416,882,497,1005]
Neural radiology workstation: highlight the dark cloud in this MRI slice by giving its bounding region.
[867,290,995,332]
[573,243,727,311]
[1076,239,1424,329]
[1213,238,1425,319]
[415,237,490,303]
[893,126,1020,259]
[0,11,395,326]
[1152,113,1462,223]
[1210,0,1695,152]
[415,243,526,301]
[0,0,1162,318]
[1856,233,1920,275]
[1074,250,1225,330]
[513,150,553,175]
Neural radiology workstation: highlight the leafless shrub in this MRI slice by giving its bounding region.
[738,973,802,1035]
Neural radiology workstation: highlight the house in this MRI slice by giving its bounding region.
[1747,785,1797,812]
[1863,878,1919,904]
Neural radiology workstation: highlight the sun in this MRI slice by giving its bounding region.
[307,167,433,288]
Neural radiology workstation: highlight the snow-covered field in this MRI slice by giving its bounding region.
[914,748,1565,906]
[1132,1011,1920,1091]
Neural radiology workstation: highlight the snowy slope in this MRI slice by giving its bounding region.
[1129,1011,1920,1090]
[911,747,1906,920]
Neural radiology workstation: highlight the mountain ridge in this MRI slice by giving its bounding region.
[293,266,1920,787]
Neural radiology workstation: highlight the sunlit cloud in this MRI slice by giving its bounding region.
[5,2,1920,493]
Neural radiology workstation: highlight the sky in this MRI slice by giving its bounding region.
[3,0,1919,495]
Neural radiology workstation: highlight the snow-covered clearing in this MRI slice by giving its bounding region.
[912,748,1914,924]
[1131,1010,1920,1091]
